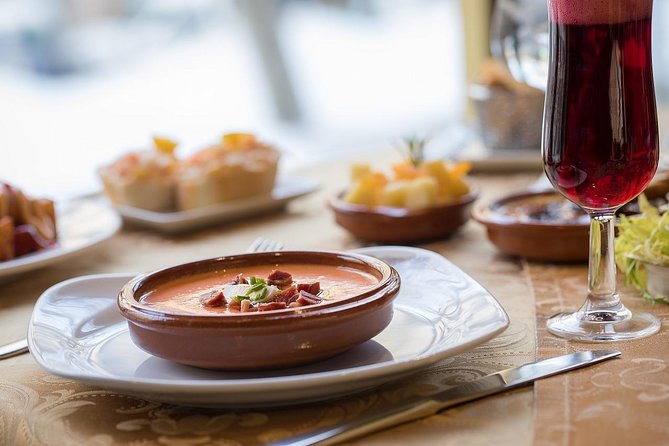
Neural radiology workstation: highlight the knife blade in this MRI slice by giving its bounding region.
[271,349,620,446]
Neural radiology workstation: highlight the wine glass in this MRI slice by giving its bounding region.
[542,0,661,341]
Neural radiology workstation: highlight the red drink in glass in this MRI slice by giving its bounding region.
[543,1,659,211]
[542,0,660,341]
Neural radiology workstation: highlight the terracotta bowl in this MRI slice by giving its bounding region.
[329,191,478,243]
[473,190,589,262]
[118,251,401,370]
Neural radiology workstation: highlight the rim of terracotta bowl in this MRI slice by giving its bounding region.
[118,250,401,328]
[472,190,589,232]
[329,189,479,217]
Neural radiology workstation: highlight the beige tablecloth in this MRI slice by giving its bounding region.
[533,263,669,446]
[0,157,666,445]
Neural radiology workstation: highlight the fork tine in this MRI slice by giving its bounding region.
[247,237,264,253]
[258,238,271,252]
[247,237,284,253]
[271,240,284,251]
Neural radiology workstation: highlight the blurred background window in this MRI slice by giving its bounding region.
[3,0,666,199]
[0,0,468,198]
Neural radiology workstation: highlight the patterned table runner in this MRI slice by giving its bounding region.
[532,262,669,445]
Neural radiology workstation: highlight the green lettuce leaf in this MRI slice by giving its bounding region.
[615,195,669,301]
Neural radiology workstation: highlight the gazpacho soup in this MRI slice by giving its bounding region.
[141,263,379,314]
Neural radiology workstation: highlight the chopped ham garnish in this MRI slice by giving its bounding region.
[296,290,322,306]
[274,285,299,304]
[267,270,293,288]
[213,270,326,312]
[227,300,241,311]
[297,282,320,295]
[200,290,226,307]
[230,273,248,285]
[257,302,288,311]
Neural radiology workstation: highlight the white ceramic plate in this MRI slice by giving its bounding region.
[28,246,509,408]
[0,199,121,281]
[113,176,319,233]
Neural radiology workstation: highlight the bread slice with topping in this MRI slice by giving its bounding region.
[98,137,179,212]
[177,133,279,210]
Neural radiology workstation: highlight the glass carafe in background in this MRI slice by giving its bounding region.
[541,0,660,341]
[491,0,669,105]
[490,0,549,91]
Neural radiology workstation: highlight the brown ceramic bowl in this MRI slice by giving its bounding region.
[118,251,400,370]
[329,191,478,243]
[473,190,589,262]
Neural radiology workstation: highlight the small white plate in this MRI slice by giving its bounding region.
[28,246,509,408]
[0,199,121,281]
[114,176,319,233]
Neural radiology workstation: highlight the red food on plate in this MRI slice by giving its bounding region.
[0,182,57,261]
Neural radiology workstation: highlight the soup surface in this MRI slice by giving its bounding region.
[141,263,379,314]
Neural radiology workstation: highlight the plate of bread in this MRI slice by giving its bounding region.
[98,133,318,233]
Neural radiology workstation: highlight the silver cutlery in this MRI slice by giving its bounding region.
[246,237,284,253]
[270,349,621,446]
[0,337,28,360]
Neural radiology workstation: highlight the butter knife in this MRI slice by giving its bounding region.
[0,338,28,360]
[272,349,620,446]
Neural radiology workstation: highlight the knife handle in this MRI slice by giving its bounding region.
[0,338,29,360]
[273,399,442,446]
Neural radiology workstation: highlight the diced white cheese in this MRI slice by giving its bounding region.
[222,283,281,303]
[222,284,251,303]
[264,285,280,302]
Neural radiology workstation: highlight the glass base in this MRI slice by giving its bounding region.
[547,308,661,342]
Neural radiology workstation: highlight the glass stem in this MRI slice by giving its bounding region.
[586,212,622,311]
